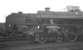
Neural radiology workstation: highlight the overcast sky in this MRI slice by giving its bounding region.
[0,0,83,23]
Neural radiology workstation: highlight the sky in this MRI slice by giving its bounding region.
[0,0,83,23]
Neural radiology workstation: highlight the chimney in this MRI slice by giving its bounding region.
[18,12,23,14]
[45,7,50,11]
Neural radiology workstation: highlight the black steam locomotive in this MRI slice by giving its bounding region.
[5,6,83,43]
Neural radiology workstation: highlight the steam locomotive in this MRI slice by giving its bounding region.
[5,6,83,43]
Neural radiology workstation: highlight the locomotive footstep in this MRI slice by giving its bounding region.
[56,37,63,42]
[67,34,78,42]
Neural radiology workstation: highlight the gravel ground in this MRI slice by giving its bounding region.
[0,41,83,50]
